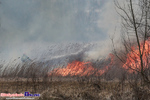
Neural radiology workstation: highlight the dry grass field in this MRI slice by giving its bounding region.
[0,77,150,100]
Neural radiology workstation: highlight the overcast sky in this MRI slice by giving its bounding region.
[0,0,120,61]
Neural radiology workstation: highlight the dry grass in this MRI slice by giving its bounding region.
[0,78,149,100]
[0,61,150,100]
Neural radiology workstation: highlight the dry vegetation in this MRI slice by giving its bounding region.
[0,60,149,100]
[1,0,150,99]
[0,76,150,100]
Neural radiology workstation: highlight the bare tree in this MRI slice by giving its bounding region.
[113,0,150,84]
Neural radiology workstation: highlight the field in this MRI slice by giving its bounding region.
[0,77,150,100]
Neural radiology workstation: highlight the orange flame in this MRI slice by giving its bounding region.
[49,38,150,76]
[49,53,114,77]
[123,38,150,72]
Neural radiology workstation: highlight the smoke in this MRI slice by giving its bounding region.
[84,41,111,61]
[84,0,122,61]
[0,0,122,64]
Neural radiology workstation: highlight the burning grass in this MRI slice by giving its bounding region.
[123,39,150,73]
[0,40,150,99]
[49,53,114,77]
[49,61,107,77]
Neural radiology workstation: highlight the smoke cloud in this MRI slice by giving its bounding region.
[0,0,122,63]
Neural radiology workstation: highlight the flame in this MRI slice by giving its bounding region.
[49,38,150,77]
[49,53,114,77]
[50,61,102,76]
[123,38,150,72]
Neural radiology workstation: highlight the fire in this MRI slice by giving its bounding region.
[50,61,102,76]
[49,38,150,77]
[49,53,114,77]
[123,38,150,72]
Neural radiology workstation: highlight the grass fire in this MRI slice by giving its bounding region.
[1,0,150,100]
[49,53,114,77]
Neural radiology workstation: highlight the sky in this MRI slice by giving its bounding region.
[0,0,121,62]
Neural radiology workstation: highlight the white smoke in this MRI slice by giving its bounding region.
[0,0,123,65]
